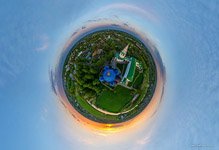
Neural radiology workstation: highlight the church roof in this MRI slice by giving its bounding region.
[103,69,116,82]
[122,57,136,82]
[127,58,136,81]
[99,66,119,85]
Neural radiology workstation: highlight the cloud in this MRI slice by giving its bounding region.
[78,137,96,146]
[40,106,48,121]
[97,3,158,23]
[136,135,150,145]
[35,34,49,51]
[0,51,27,88]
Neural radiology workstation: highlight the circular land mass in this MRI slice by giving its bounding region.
[62,29,157,123]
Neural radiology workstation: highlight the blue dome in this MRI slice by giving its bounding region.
[103,68,116,82]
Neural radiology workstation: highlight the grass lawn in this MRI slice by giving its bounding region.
[132,70,144,89]
[95,85,134,113]
[73,89,119,121]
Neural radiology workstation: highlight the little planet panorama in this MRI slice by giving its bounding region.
[62,29,157,123]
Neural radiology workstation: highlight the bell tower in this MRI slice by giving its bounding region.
[119,44,129,59]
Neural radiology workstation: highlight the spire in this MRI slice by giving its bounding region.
[119,44,129,59]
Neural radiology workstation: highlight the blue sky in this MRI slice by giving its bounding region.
[0,0,219,150]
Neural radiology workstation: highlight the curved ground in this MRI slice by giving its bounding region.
[62,29,157,123]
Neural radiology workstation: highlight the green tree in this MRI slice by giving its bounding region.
[90,67,98,74]
[92,79,100,85]
[84,74,94,80]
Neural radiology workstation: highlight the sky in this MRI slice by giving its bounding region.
[0,0,219,150]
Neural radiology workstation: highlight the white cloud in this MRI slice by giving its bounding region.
[40,106,48,121]
[97,3,158,23]
[35,34,49,51]
[136,135,151,146]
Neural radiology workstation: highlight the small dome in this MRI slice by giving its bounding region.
[103,68,116,82]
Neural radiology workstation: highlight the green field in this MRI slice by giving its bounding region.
[95,85,134,113]
[132,69,144,89]
[72,89,119,121]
